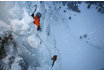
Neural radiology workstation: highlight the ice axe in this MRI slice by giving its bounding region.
[31,5,37,17]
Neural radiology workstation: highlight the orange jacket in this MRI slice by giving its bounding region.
[52,55,57,61]
[33,16,40,27]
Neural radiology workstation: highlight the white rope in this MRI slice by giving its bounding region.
[37,34,52,56]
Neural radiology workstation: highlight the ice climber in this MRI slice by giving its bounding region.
[31,12,41,31]
[51,55,57,67]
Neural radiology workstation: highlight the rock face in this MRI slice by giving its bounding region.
[0,32,27,70]
[55,1,104,14]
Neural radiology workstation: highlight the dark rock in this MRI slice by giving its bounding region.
[67,2,80,13]
[69,16,71,19]
[80,36,82,39]
[101,68,104,70]
[61,1,81,13]
[83,34,87,38]
[59,6,61,9]
[87,4,91,8]
[86,1,104,14]
[0,60,7,70]
[63,10,66,12]
[19,59,28,70]
[8,56,15,69]
[0,33,14,59]
[0,37,2,41]
[62,1,67,6]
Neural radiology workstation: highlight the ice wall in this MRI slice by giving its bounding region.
[0,1,60,70]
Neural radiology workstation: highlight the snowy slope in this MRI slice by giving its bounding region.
[49,2,104,70]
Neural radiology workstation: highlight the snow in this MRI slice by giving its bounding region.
[50,2,104,70]
[0,1,104,70]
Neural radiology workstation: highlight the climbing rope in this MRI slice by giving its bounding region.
[37,34,52,57]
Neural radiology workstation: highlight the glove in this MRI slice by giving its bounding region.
[37,26,41,31]
[31,13,34,17]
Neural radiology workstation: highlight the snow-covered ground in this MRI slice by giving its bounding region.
[0,1,104,70]
[50,2,104,70]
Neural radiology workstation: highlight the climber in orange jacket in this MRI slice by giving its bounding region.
[31,12,41,31]
[51,55,57,67]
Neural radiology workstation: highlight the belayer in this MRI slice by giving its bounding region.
[51,55,57,67]
[31,12,41,31]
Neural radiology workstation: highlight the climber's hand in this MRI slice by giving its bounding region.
[31,13,34,17]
